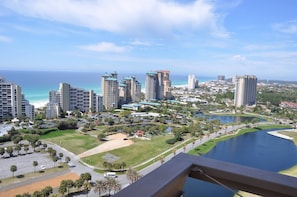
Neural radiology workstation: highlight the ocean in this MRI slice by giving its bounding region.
[0,70,215,108]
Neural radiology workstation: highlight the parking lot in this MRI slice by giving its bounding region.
[0,151,53,179]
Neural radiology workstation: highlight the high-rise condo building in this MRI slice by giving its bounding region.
[234,75,257,107]
[119,76,141,105]
[0,77,34,120]
[145,70,172,101]
[102,72,119,110]
[145,72,157,101]
[46,82,102,118]
[188,74,198,90]
[158,70,172,99]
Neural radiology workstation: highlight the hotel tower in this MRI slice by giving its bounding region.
[234,75,257,107]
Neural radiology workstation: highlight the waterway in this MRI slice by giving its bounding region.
[183,128,297,197]
[195,113,265,124]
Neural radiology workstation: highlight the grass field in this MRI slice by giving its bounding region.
[279,130,297,145]
[82,134,176,168]
[40,130,101,154]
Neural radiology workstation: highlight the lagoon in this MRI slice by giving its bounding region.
[195,113,265,124]
[183,128,297,197]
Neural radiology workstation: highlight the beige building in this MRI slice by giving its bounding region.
[145,70,172,101]
[102,72,119,110]
[234,75,257,107]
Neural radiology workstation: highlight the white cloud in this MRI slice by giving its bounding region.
[0,35,12,42]
[231,54,246,61]
[2,0,227,38]
[273,20,297,34]
[80,42,127,53]
[131,40,152,46]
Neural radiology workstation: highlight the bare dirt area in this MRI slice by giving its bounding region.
[78,133,134,158]
[0,173,79,197]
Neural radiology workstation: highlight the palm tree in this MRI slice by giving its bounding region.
[0,147,5,158]
[65,156,71,166]
[94,180,106,197]
[74,178,84,192]
[65,179,74,195]
[33,161,38,173]
[126,168,141,184]
[10,165,17,178]
[52,156,58,167]
[6,146,13,157]
[83,181,92,197]
[41,186,53,197]
[104,177,116,196]
[14,144,21,155]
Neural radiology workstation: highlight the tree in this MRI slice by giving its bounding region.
[23,146,29,154]
[65,156,71,164]
[65,179,74,195]
[74,178,84,191]
[83,181,92,197]
[0,147,5,158]
[52,156,58,167]
[33,161,38,173]
[80,172,92,182]
[59,180,67,197]
[14,144,21,155]
[41,186,53,197]
[126,168,141,184]
[59,152,64,160]
[42,143,48,150]
[94,180,106,197]
[104,177,121,196]
[32,191,42,197]
[10,165,17,177]
[6,146,13,157]
[12,135,23,145]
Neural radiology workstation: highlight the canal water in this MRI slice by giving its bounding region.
[183,128,297,197]
[195,113,265,124]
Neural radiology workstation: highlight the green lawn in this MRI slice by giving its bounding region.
[82,134,175,168]
[40,130,101,154]
[279,130,297,145]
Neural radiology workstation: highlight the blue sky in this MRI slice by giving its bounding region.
[0,0,297,80]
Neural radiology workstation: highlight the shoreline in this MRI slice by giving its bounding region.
[267,129,297,141]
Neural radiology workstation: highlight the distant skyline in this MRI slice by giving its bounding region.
[0,0,297,80]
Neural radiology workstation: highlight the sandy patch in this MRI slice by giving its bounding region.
[78,133,134,158]
[0,173,79,197]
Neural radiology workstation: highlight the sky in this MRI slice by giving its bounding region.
[0,0,297,80]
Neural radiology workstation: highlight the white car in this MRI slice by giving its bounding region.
[40,165,46,170]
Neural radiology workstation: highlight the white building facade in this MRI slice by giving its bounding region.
[234,75,257,107]
[0,77,34,120]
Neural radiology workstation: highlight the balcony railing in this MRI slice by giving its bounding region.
[114,153,297,197]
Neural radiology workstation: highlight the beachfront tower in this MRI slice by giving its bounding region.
[234,75,257,107]
[0,77,34,120]
[102,72,119,110]
[145,72,158,101]
[145,70,172,101]
[188,74,197,90]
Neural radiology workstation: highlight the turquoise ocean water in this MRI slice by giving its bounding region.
[0,70,215,107]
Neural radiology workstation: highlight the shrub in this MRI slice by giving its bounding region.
[166,138,177,145]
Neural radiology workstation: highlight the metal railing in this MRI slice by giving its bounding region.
[114,153,297,197]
